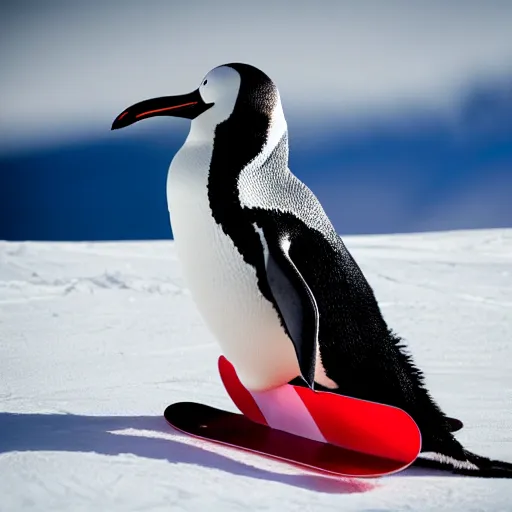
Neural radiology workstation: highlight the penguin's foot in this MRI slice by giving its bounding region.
[446,416,464,433]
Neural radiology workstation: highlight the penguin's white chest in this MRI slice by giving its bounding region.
[167,142,300,390]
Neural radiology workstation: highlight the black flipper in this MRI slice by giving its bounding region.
[254,225,319,389]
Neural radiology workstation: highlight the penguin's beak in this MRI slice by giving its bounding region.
[111,89,213,130]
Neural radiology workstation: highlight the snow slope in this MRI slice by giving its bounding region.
[1,229,511,511]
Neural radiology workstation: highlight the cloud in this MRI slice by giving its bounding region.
[1,0,512,152]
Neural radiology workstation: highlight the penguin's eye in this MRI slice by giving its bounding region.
[203,80,208,86]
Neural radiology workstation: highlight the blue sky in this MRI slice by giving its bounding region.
[1,1,511,240]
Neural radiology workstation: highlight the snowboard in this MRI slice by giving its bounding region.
[164,401,415,478]
[163,356,423,478]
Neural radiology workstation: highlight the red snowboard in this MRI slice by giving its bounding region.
[164,356,421,478]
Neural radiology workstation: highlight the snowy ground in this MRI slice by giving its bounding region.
[1,229,511,511]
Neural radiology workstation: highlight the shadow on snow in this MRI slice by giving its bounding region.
[0,412,451,494]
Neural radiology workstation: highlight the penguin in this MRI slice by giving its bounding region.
[112,62,512,478]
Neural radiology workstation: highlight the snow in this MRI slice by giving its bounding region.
[1,229,512,511]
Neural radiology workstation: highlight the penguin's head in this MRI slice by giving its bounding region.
[111,63,280,132]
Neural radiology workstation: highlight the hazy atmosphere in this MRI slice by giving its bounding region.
[1,0,511,239]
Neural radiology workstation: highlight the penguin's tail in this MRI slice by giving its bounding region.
[414,449,512,478]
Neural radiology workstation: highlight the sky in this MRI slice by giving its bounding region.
[1,0,511,240]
